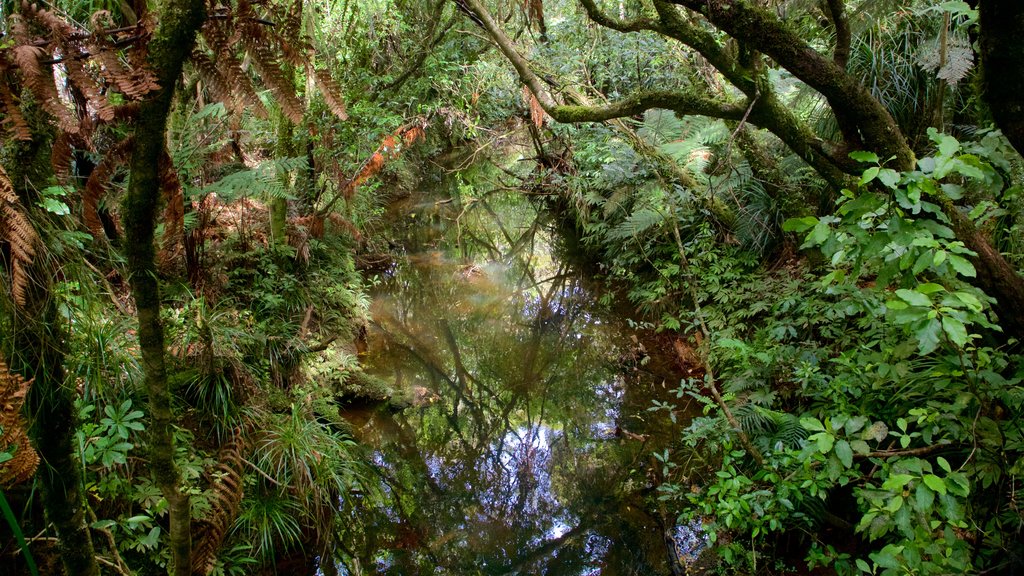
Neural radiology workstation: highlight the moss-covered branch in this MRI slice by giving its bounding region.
[462,0,745,123]
[121,0,204,574]
[670,0,914,170]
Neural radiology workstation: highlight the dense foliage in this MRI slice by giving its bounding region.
[0,0,1022,574]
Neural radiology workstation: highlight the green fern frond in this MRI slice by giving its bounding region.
[607,206,666,242]
[205,156,307,202]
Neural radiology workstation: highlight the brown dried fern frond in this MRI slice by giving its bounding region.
[88,16,160,101]
[310,66,348,121]
[63,52,116,122]
[51,131,75,183]
[0,354,38,488]
[0,67,33,141]
[83,136,134,239]
[159,150,185,256]
[11,44,80,134]
[523,84,545,128]
[238,20,304,123]
[199,18,265,116]
[0,165,39,308]
[193,51,241,114]
[191,430,248,575]
[21,1,76,40]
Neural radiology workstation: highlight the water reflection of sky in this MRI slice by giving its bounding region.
[347,185,694,575]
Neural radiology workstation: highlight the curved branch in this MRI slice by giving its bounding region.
[462,0,744,123]
[670,0,914,170]
[578,0,660,32]
[824,0,851,68]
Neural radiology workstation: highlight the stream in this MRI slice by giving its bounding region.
[338,163,706,575]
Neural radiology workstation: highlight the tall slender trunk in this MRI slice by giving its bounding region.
[3,97,100,576]
[121,0,204,574]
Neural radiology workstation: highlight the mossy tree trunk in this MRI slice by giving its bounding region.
[3,101,99,575]
[121,0,204,574]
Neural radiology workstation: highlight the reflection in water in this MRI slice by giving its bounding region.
[338,180,695,574]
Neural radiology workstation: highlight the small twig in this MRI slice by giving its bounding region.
[241,457,281,486]
[87,502,131,575]
[855,442,951,460]
[96,556,132,576]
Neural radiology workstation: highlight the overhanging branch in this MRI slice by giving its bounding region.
[460,0,745,124]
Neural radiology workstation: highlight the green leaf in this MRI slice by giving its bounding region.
[813,432,835,454]
[947,254,976,277]
[896,289,931,307]
[915,483,935,511]
[882,473,915,491]
[800,417,825,432]
[941,315,969,347]
[849,151,880,163]
[782,216,818,233]
[915,318,943,355]
[835,439,854,468]
[917,283,945,294]
[877,168,900,188]
[39,197,70,215]
[923,474,947,495]
[937,134,961,158]
[870,544,904,569]
[937,457,952,473]
[860,166,880,185]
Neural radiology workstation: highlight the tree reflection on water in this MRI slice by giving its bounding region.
[338,186,689,575]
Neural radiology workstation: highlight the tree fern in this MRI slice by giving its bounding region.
[205,157,308,203]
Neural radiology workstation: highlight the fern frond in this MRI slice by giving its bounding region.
[0,166,39,308]
[193,51,241,113]
[192,430,248,575]
[239,20,304,123]
[83,136,134,239]
[11,44,79,134]
[0,68,33,141]
[0,354,38,488]
[51,131,75,183]
[310,66,348,121]
[607,206,665,241]
[160,151,185,255]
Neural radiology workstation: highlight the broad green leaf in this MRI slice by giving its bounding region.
[800,417,825,432]
[860,166,880,185]
[849,151,879,163]
[782,216,818,233]
[877,168,900,188]
[813,432,834,454]
[947,254,976,277]
[870,544,904,569]
[923,474,947,495]
[941,315,969,347]
[915,483,935,511]
[882,473,915,491]
[896,289,931,307]
[835,439,854,468]
[937,134,960,157]
[915,318,942,354]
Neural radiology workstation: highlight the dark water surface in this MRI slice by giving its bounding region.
[340,178,701,574]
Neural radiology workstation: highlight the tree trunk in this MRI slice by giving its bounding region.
[3,97,100,576]
[16,279,100,576]
[121,0,204,574]
[979,0,1024,156]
